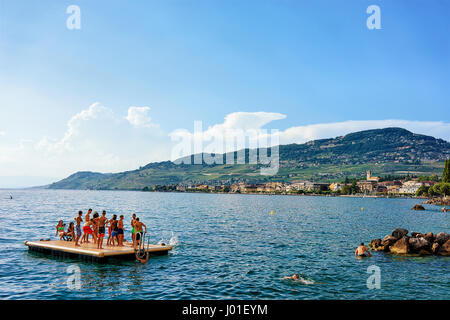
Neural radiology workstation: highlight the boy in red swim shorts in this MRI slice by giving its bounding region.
[81,209,93,244]
[97,210,108,249]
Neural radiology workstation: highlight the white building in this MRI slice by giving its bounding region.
[398,181,422,194]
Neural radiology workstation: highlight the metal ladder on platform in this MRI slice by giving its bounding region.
[135,232,150,263]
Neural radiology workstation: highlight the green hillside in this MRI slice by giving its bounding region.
[48,127,450,190]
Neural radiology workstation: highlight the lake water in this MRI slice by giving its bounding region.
[0,189,448,300]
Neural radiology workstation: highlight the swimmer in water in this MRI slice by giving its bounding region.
[355,242,372,258]
[283,274,301,281]
[282,274,321,284]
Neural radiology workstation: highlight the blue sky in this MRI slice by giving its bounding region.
[0,0,449,187]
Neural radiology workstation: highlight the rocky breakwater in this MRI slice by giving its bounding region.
[422,197,450,206]
[369,228,450,256]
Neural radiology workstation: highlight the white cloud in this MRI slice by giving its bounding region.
[220,112,286,130]
[2,104,449,187]
[169,112,285,159]
[0,131,5,136]
[0,102,168,184]
[170,112,284,139]
[36,102,113,153]
[169,112,450,160]
[126,106,158,128]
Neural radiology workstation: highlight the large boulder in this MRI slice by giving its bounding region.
[438,239,450,256]
[370,229,448,256]
[435,232,450,245]
[369,239,386,251]
[424,232,435,243]
[390,236,409,254]
[382,235,398,247]
[411,232,424,238]
[392,228,409,240]
[431,242,440,254]
[408,237,430,253]
[412,204,425,211]
[369,239,382,248]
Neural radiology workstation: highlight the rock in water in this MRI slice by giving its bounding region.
[390,236,409,254]
[370,229,447,256]
[438,239,450,256]
[424,232,435,243]
[412,204,425,210]
[370,239,382,248]
[422,197,450,206]
[435,232,450,245]
[392,228,409,239]
[431,242,440,254]
[408,237,430,253]
[411,232,424,238]
[369,239,387,251]
[382,235,398,247]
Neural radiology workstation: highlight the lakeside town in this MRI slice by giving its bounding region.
[143,166,450,199]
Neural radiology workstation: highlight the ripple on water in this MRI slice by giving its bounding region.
[0,189,449,299]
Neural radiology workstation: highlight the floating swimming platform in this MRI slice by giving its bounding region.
[24,239,172,263]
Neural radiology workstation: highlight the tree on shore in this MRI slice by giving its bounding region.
[416,185,429,196]
[443,159,450,183]
[440,183,449,197]
[427,182,450,197]
[341,181,360,195]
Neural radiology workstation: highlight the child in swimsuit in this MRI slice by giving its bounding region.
[66,222,75,240]
[118,215,125,246]
[82,221,92,244]
[81,209,93,244]
[106,214,118,246]
[74,210,83,246]
[56,220,65,240]
[131,214,136,247]
[91,211,99,245]
[133,217,147,249]
[97,211,107,249]
[106,216,113,246]
[110,215,119,247]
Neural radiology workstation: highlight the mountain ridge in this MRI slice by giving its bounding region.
[48,127,450,190]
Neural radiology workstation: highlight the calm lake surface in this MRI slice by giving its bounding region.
[0,189,448,300]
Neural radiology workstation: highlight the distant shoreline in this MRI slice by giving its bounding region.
[8,187,436,201]
[140,189,431,200]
